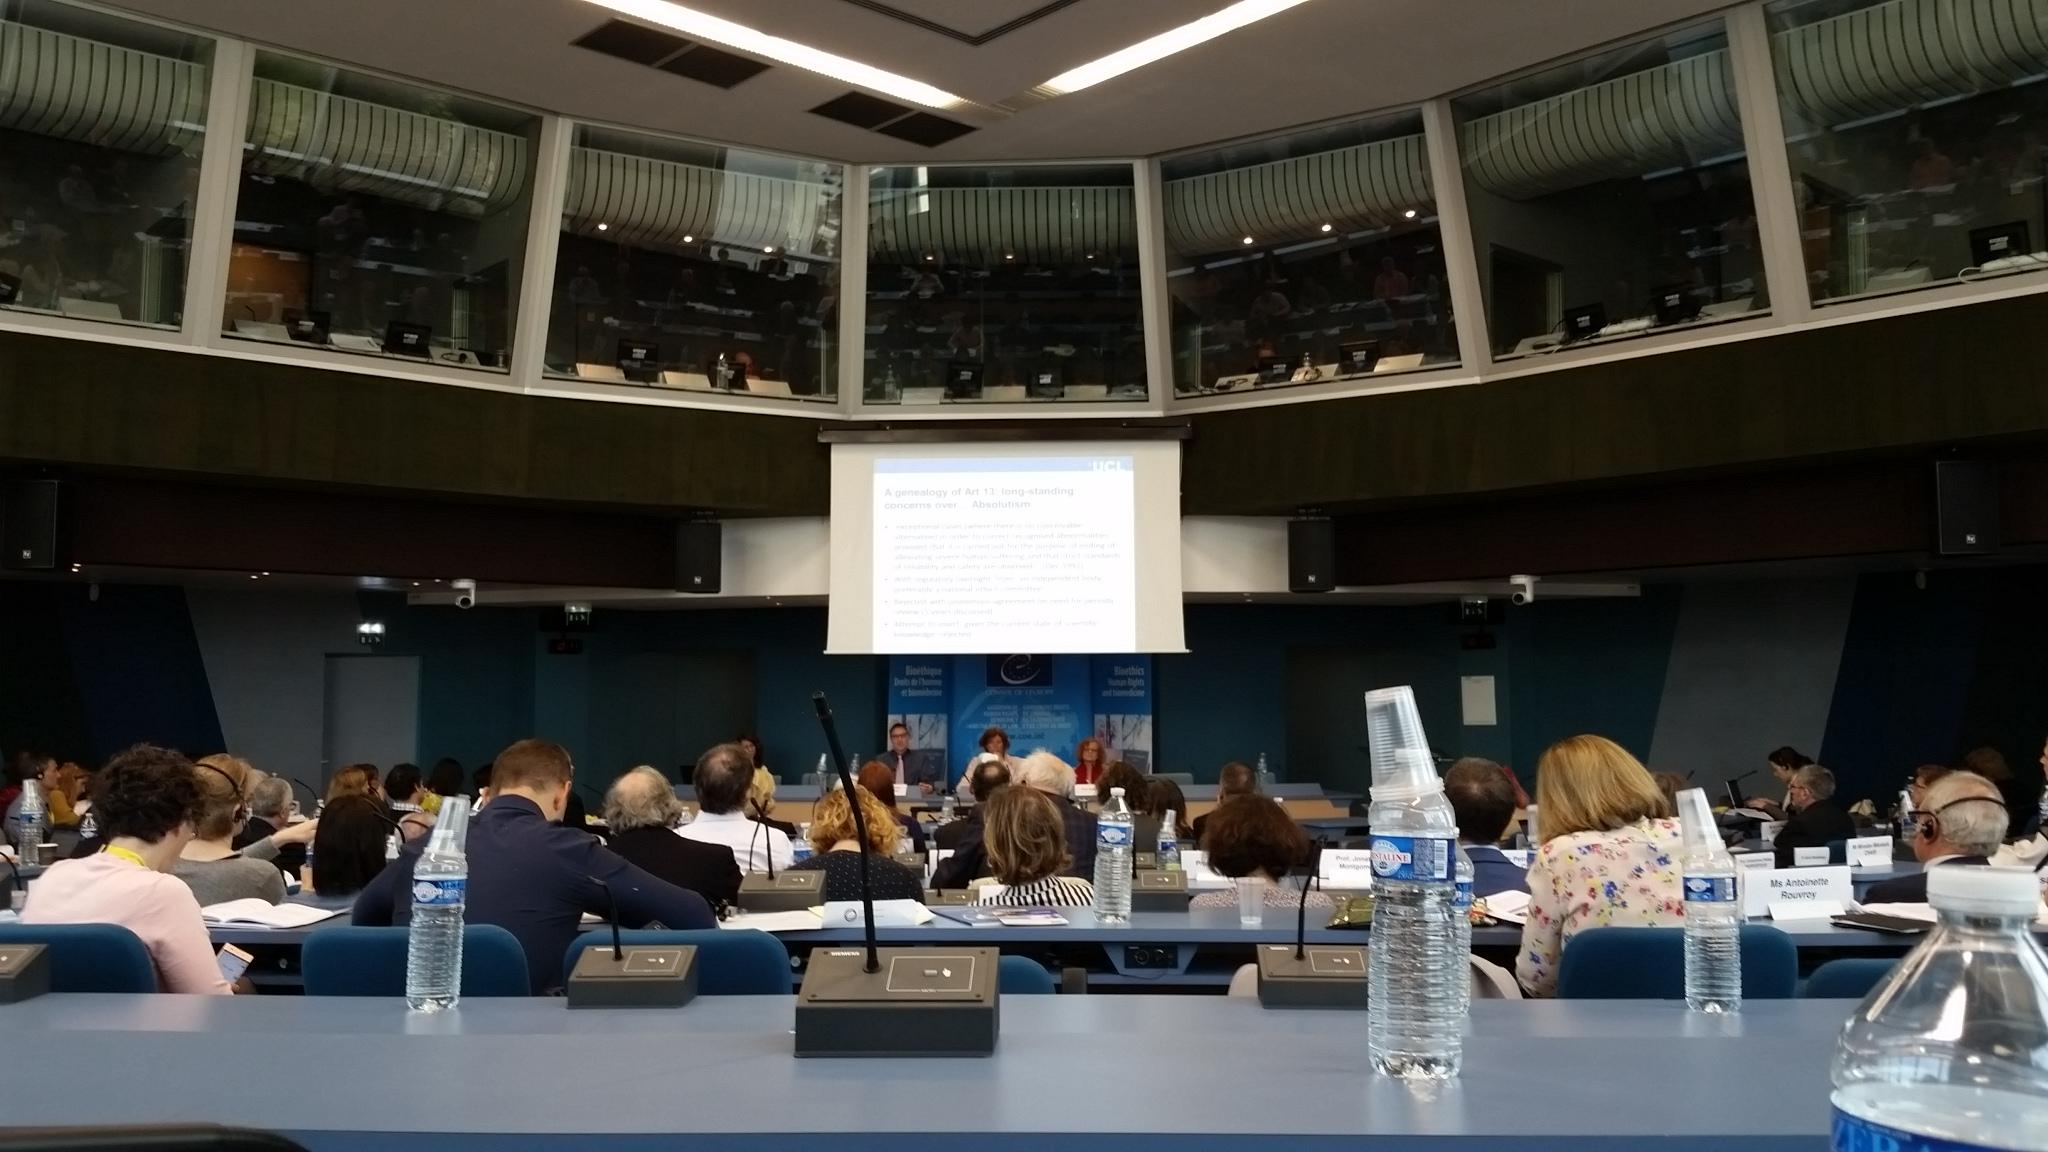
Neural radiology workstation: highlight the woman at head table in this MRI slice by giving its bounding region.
[1515,734,1683,998]
[957,727,1021,801]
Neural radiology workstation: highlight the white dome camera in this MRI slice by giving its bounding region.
[452,578,478,610]
[1508,574,1539,606]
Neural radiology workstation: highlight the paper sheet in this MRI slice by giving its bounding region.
[1478,890,1531,924]
[719,910,825,932]
[1460,676,1498,726]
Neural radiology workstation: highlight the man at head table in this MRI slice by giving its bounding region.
[884,721,943,796]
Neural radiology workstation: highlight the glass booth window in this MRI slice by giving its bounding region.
[1455,20,1768,360]
[1163,109,1455,395]
[223,54,538,368]
[864,164,1144,404]
[0,0,211,327]
[547,126,842,400]
[1769,0,2048,303]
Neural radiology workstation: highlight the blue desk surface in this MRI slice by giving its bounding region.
[0,994,1849,1150]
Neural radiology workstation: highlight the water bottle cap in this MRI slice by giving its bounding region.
[1674,787,1719,851]
[1926,865,2041,916]
[1109,787,1125,797]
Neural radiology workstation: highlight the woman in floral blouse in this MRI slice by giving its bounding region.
[1516,734,1684,998]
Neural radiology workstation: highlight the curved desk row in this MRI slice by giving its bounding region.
[1,995,1850,1150]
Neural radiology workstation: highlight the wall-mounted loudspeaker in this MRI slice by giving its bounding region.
[2,480,61,571]
[675,519,722,593]
[1933,460,1998,556]
[1288,516,1334,594]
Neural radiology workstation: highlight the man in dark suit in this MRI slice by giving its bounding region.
[602,766,742,910]
[354,739,715,994]
[234,776,306,879]
[1444,757,1530,899]
[1773,764,1858,867]
[934,759,1010,856]
[883,721,944,796]
[1865,771,2007,904]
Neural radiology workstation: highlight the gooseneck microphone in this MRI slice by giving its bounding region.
[811,692,878,975]
[589,875,624,959]
[748,798,776,880]
[1297,838,1325,962]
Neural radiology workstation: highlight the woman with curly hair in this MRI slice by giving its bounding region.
[20,744,235,993]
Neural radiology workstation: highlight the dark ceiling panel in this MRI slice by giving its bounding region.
[809,91,911,130]
[875,111,978,147]
[571,19,689,65]
[658,45,772,89]
[833,0,1085,45]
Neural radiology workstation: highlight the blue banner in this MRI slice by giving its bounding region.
[1091,656,1154,772]
[887,654,1154,786]
[884,658,951,786]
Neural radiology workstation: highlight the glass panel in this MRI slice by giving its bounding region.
[1162,108,1455,395]
[1455,20,1767,360]
[1769,0,2048,304]
[224,53,538,369]
[0,0,211,328]
[545,125,842,400]
[864,163,1145,404]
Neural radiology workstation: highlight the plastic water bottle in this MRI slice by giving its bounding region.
[815,754,831,798]
[1156,809,1182,871]
[790,823,814,865]
[1093,786,1134,922]
[1898,785,1916,840]
[1676,787,1740,1013]
[385,830,401,861]
[940,793,957,823]
[1255,752,1273,791]
[1452,843,1474,1014]
[1831,866,2048,1151]
[16,781,45,861]
[1363,687,1461,1080]
[77,807,96,841]
[404,801,470,1012]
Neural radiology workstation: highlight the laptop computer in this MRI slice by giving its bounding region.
[1027,365,1065,400]
[383,321,432,358]
[1337,341,1379,376]
[1969,220,2029,267]
[943,361,983,400]
[1560,303,1606,344]
[284,310,330,345]
[1650,286,1701,325]
[0,271,23,306]
[617,339,660,384]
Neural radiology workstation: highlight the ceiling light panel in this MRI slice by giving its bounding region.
[1039,0,1314,95]
[580,0,969,109]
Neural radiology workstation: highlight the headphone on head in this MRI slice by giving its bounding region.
[194,760,247,827]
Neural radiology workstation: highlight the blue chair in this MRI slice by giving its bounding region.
[1824,839,1848,864]
[0,924,157,992]
[302,925,529,997]
[561,929,790,995]
[1556,925,1799,1000]
[1805,958,1896,999]
[998,955,1056,995]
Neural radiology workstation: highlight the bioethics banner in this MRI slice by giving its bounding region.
[887,654,1155,786]
[883,658,950,786]
[1091,657,1154,772]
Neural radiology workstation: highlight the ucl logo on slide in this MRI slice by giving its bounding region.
[1090,459,1129,472]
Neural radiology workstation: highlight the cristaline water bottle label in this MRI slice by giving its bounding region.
[1833,1107,2002,1151]
[1683,876,1738,903]
[410,877,467,906]
[1370,836,1453,881]
[1097,822,1132,848]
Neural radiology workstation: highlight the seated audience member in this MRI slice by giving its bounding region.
[1651,770,1688,815]
[1961,744,2037,837]
[1097,760,1157,849]
[471,763,493,800]
[176,755,317,905]
[1867,771,2008,904]
[1772,764,1855,867]
[1191,794,1327,910]
[677,743,793,874]
[1146,777,1194,843]
[935,759,1009,854]
[0,752,23,812]
[558,786,590,832]
[383,763,435,841]
[934,751,1094,888]
[1517,735,1685,999]
[1192,760,1257,846]
[1746,746,1812,818]
[424,758,465,815]
[858,760,926,853]
[355,739,715,995]
[748,768,798,838]
[790,784,925,902]
[295,795,392,910]
[20,744,232,993]
[234,776,307,879]
[603,766,742,909]
[977,785,1095,906]
[1993,736,2048,868]
[325,763,382,807]
[1908,763,1954,809]
[736,732,768,776]
[28,753,78,826]
[1444,757,1530,899]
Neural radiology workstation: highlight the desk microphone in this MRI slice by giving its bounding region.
[811,693,877,974]
[1297,837,1324,962]
[1255,833,1366,1009]
[286,777,322,816]
[588,875,624,960]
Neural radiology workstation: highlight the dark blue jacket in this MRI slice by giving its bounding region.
[1465,844,1530,899]
[352,796,714,994]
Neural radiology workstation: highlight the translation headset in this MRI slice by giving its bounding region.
[1915,795,2003,841]
[194,760,247,827]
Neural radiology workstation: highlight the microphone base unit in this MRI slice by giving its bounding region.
[738,871,823,912]
[924,888,972,905]
[1130,870,1191,912]
[0,943,50,1003]
[565,945,699,1009]
[795,946,1000,1057]
[1255,944,1369,1009]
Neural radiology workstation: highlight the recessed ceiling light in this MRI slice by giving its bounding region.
[579,0,968,108]
[1403,209,1417,219]
[1320,223,1333,233]
[261,572,270,577]
[682,234,695,243]
[249,574,260,580]
[762,245,774,253]
[1003,253,1014,261]
[1242,236,1255,245]
[596,222,609,231]
[1039,0,1314,95]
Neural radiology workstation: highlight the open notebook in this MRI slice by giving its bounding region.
[200,900,341,929]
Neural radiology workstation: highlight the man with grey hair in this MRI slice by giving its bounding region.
[1866,771,2008,904]
[232,775,307,877]
[603,766,742,908]
[1774,763,1856,867]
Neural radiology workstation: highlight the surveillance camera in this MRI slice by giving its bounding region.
[452,578,477,610]
[1508,575,1539,606]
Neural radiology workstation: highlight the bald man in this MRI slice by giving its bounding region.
[1865,771,2008,904]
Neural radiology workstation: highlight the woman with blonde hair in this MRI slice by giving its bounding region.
[787,784,925,902]
[746,767,797,837]
[1515,734,1685,998]
[977,785,1095,907]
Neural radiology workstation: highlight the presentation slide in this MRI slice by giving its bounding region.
[873,456,1135,652]
[826,441,1185,655]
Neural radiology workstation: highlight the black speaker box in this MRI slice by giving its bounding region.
[1288,517,1334,593]
[675,519,722,593]
[2,480,61,571]
[1934,460,1999,556]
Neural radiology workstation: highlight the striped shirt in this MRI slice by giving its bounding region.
[977,874,1095,907]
